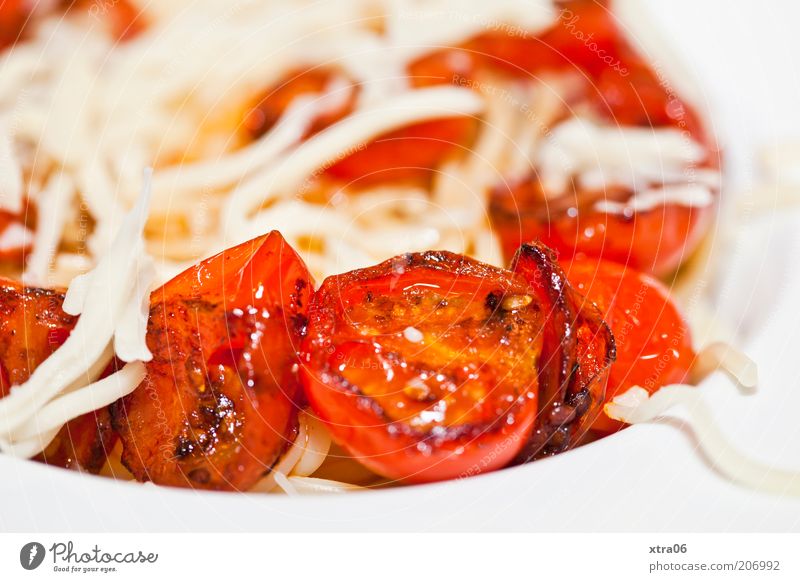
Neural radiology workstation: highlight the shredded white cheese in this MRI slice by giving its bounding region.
[595,184,715,216]
[224,86,484,228]
[0,118,23,213]
[539,117,714,198]
[22,172,74,286]
[387,0,557,60]
[0,171,155,458]
[252,411,333,493]
[690,342,759,389]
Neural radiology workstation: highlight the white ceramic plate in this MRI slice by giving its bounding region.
[2,0,800,532]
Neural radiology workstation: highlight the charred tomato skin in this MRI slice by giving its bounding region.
[111,231,312,491]
[509,242,616,460]
[0,279,117,472]
[300,251,545,483]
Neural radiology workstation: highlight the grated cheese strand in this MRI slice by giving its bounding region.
[148,90,337,201]
[691,342,759,389]
[0,117,23,213]
[283,476,365,494]
[252,410,333,493]
[539,117,713,197]
[225,86,484,229]
[12,362,146,442]
[22,172,74,286]
[273,471,299,496]
[0,171,154,448]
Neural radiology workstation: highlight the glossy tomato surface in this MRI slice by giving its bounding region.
[301,251,544,483]
[0,280,116,472]
[301,244,615,483]
[562,258,694,433]
[111,232,312,490]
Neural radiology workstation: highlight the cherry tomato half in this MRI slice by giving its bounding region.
[300,251,543,483]
[301,245,613,483]
[0,279,116,472]
[410,0,718,276]
[111,232,312,490]
[0,202,34,265]
[561,258,695,434]
[491,179,717,277]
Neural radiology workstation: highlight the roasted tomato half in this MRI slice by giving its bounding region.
[411,0,718,276]
[491,179,718,277]
[0,279,116,472]
[111,232,312,491]
[301,245,613,483]
[562,258,694,433]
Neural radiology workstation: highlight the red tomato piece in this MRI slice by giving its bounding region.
[111,232,312,490]
[301,251,543,483]
[561,258,695,433]
[301,245,613,483]
[37,407,118,473]
[324,117,477,187]
[468,1,619,78]
[0,281,76,395]
[244,68,357,140]
[0,279,117,472]
[0,0,29,49]
[508,242,615,458]
[409,1,718,276]
[245,68,477,189]
[491,179,716,276]
[102,0,146,42]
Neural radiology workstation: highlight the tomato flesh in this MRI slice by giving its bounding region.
[325,117,476,187]
[0,0,29,49]
[0,280,116,472]
[245,68,357,140]
[111,232,312,490]
[246,68,476,189]
[301,251,544,483]
[491,180,716,276]
[562,259,694,433]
